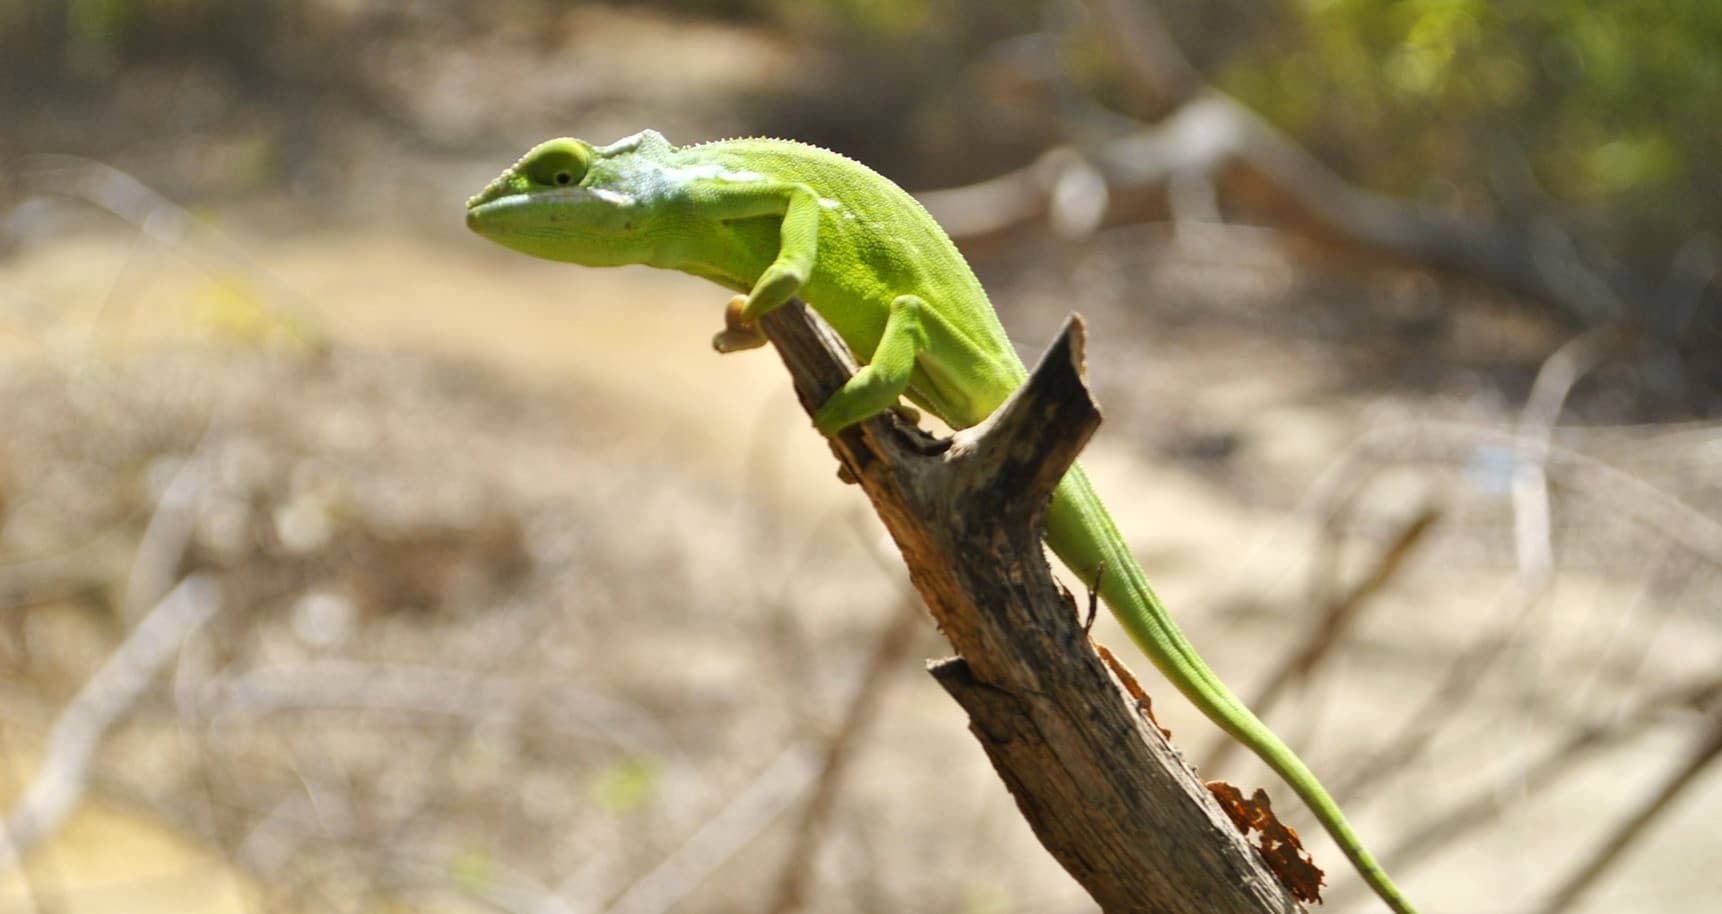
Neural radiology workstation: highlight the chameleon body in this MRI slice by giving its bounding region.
[466,131,1418,914]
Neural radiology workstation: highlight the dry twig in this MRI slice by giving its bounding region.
[1534,692,1722,914]
[1202,503,1440,773]
[767,596,923,914]
[1390,678,1715,882]
[0,574,220,870]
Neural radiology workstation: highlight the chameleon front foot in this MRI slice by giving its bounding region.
[712,294,769,353]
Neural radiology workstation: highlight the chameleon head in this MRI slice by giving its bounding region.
[465,137,650,266]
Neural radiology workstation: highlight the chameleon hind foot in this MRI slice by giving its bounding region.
[712,294,768,353]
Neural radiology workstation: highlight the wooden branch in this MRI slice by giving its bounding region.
[757,300,1302,914]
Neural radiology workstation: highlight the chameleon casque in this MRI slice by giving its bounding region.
[466,130,1419,914]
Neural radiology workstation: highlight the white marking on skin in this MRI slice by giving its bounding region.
[678,164,723,180]
[591,133,770,209]
[673,165,766,184]
[818,197,842,209]
[589,187,636,206]
[600,156,677,208]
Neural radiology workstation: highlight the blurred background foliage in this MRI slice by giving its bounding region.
[1221,0,1722,270]
[7,0,1717,209]
[4,0,1716,364]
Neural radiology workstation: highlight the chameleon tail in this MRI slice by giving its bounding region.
[1043,463,1421,914]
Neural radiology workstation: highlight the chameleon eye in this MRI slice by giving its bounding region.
[521,138,590,189]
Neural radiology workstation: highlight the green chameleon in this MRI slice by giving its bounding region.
[466,130,1419,914]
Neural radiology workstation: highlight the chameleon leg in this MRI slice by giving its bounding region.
[739,185,822,323]
[813,294,929,436]
[704,182,821,352]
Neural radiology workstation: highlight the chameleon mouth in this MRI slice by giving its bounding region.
[464,190,540,236]
[464,187,607,236]
[465,191,524,213]
[465,191,510,227]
